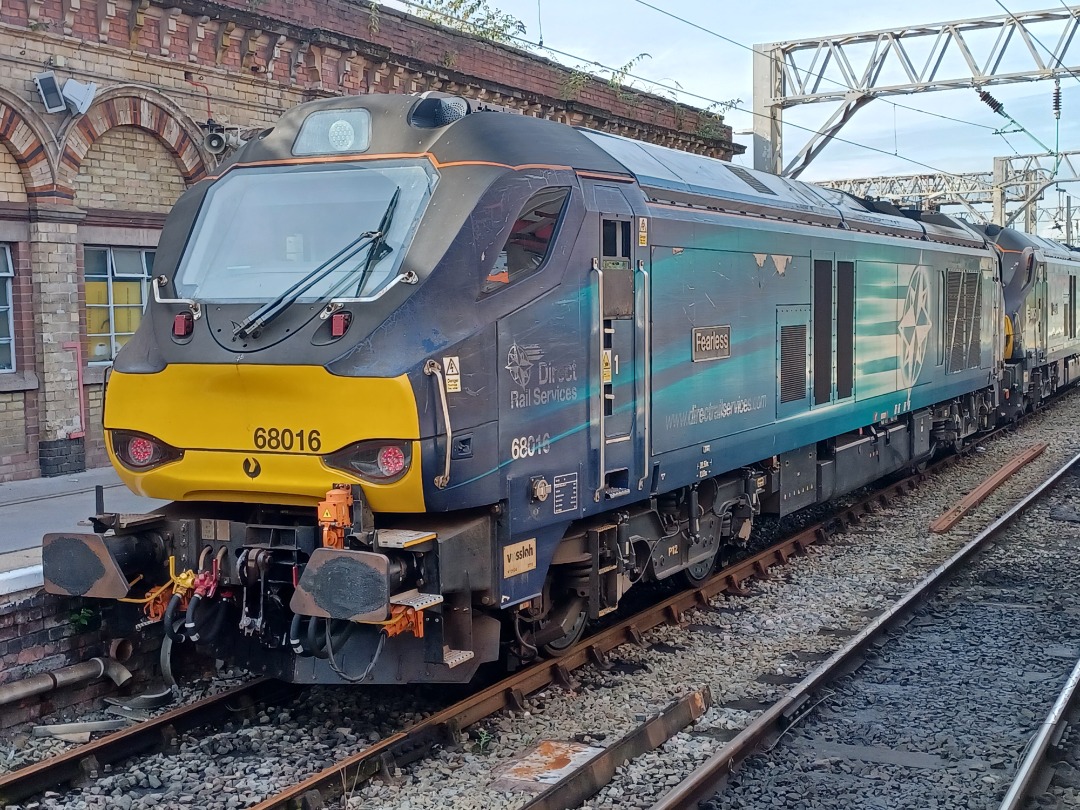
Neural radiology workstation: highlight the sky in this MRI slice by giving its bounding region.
[389,1,1080,227]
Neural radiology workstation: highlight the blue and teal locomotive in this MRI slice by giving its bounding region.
[43,94,1080,684]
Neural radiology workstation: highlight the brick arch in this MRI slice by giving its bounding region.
[0,88,57,200]
[57,86,209,199]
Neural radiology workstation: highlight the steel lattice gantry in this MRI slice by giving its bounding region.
[820,150,1080,229]
[752,6,1080,177]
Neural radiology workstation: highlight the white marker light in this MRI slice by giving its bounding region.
[328,120,355,151]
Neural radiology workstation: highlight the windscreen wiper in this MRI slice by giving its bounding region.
[352,187,400,297]
[232,231,377,339]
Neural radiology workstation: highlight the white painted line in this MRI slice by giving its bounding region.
[0,564,43,599]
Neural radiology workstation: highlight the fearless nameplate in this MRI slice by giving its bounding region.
[692,325,731,362]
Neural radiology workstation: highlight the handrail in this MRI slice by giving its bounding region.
[321,270,419,314]
[636,259,650,490]
[151,275,201,319]
[592,259,605,499]
[423,359,453,489]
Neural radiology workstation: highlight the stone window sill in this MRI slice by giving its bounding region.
[0,370,39,393]
[83,365,110,386]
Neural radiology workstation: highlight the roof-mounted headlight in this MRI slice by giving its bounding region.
[293,109,371,156]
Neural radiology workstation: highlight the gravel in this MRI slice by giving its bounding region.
[6,389,1080,810]
[710,465,1080,809]
[0,667,251,775]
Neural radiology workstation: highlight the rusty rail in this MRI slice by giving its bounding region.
[0,678,289,804]
[929,442,1048,533]
[250,468,936,810]
[3,432,1020,808]
[652,451,1080,810]
[520,688,710,810]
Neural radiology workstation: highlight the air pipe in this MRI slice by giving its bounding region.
[0,657,132,707]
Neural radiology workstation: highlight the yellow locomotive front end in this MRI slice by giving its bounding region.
[104,364,425,512]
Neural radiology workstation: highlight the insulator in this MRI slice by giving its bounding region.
[978,89,1004,115]
[1053,80,1062,119]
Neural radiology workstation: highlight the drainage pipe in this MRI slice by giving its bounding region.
[0,657,132,707]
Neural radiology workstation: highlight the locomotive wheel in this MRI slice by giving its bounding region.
[681,509,724,586]
[681,547,719,586]
[539,606,588,656]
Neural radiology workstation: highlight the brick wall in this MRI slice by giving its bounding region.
[85,382,107,469]
[0,143,26,203]
[0,588,168,729]
[0,392,29,456]
[30,220,81,443]
[0,0,739,480]
[0,241,39,481]
[74,126,188,213]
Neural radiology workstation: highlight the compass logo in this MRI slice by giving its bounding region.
[898,266,933,389]
[505,343,544,389]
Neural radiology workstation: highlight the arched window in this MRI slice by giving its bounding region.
[480,188,570,296]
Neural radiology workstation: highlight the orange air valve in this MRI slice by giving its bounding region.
[382,604,425,639]
[318,483,353,549]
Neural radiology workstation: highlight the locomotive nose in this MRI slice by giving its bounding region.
[103,364,426,510]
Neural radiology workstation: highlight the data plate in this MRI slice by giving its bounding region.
[503,538,537,578]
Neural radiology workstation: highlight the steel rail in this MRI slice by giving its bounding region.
[998,655,1080,809]
[6,406,1062,808]
[0,677,289,804]
[930,442,1048,533]
[520,688,710,810]
[652,451,1080,810]
[249,466,944,810]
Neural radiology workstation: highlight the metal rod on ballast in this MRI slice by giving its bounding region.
[998,655,1080,810]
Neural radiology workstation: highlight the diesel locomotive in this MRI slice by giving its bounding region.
[43,93,1080,684]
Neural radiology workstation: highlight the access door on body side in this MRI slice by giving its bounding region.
[590,186,649,503]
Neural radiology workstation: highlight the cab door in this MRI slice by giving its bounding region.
[592,211,640,501]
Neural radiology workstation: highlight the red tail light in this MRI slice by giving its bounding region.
[323,440,411,483]
[377,445,406,477]
[112,430,184,471]
[127,436,156,466]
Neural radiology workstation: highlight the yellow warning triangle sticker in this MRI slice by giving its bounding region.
[445,358,459,374]
[322,509,332,519]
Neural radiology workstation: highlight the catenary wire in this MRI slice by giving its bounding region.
[387,0,976,177]
[629,0,998,132]
[997,0,1080,85]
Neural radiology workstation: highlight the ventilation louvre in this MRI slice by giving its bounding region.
[813,260,833,406]
[726,165,778,195]
[946,271,982,373]
[780,324,808,403]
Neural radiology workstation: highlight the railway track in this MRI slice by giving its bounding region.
[0,412,1070,809]
[1,452,949,809]
[0,679,294,805]
[651,451,1080,810]
[1000,654,1080,810]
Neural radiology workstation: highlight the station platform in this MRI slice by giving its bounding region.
[0,467,168,598]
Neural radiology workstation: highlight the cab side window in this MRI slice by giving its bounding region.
[480,188,570,296]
